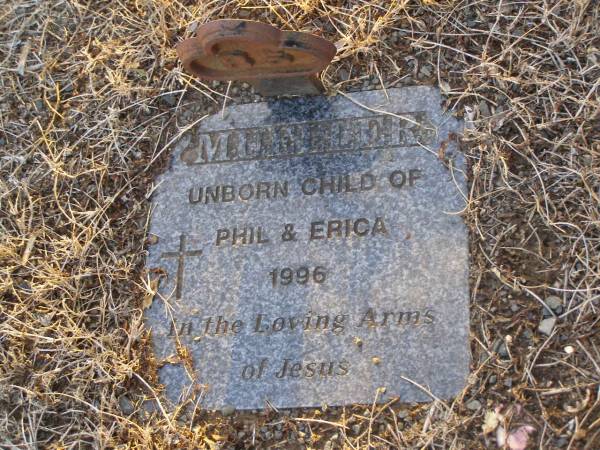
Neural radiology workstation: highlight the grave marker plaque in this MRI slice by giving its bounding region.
[145,87,469,409]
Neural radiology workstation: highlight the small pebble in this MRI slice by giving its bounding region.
[221,405,235,416]
[162,94,177,107]
[493,339,509,358]
[118,395,135,415]
[187,21,198,33]
[397,409,409,419]
[478,100,491,118]
[489,375,497,384]
[538,317,557,335]
[419,65,433,77]
[504,378,513,388]
[466,399,482,410]
[498,342,509,358]
[545,295,562,310]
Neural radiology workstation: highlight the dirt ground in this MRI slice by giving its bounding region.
[1,1,599,448]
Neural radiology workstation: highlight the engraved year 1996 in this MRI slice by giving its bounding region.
[269,266,327,287]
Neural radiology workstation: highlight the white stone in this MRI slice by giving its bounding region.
[545,295,562,310]
[538,317,557,336]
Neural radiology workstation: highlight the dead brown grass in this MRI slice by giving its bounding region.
[1,0,599,448]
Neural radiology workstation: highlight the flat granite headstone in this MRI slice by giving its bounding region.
[145,86,469,410]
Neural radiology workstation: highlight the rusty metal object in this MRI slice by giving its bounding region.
[176,20,336,96]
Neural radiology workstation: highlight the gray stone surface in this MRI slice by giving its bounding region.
[538,317,556,336]
[545,295,562,311]
[145,86,469,410]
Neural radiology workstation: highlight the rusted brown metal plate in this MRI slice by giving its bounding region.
[176,20,336,82]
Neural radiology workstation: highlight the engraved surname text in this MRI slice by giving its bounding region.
[180,112,435,165]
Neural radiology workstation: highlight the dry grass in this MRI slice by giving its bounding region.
[1,0,599,448]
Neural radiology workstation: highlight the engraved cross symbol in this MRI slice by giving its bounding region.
[161,234,202,299]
